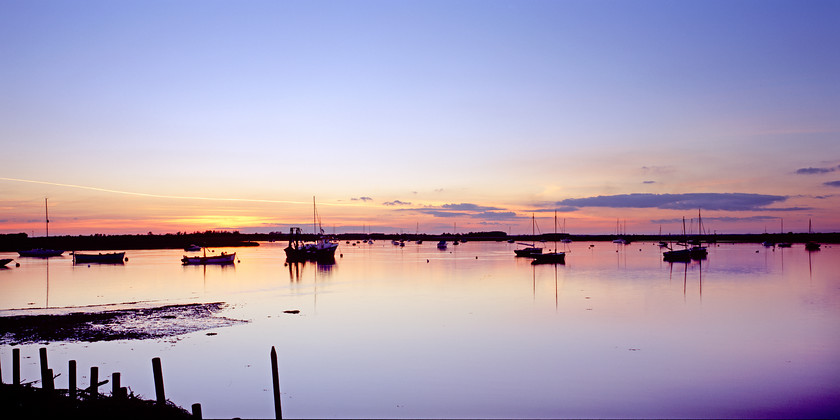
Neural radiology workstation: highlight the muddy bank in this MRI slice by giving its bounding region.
[0,302,246,345]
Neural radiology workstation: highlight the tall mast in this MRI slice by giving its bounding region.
[313,196,316,235]
[45,198,49,238]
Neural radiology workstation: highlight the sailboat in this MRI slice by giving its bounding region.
[514,214,543,257]
[688,209,708,259]
[18,198,64,258]
[531,211,565,264]
[663,218,692,262]
[805,219,821,251]
[560,218,572,243]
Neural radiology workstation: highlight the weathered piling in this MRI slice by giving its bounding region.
[191,403,203,419]
[13,348,20,385]
[69,360,77,398]
[90,366,99,396]
[271,346,282,420]
[39,347,53,390]
[152,357,166,405]
[112,372,121,395]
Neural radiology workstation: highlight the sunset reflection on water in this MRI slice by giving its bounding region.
[1,241,838,418]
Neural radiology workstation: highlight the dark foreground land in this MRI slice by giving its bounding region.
[0,383,192,419]
[2,230,839,252]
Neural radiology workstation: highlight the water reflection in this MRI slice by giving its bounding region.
[1,243,838,418]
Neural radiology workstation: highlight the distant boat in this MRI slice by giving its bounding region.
[0,258,13,267]
[18,198,64,258]
[805,219,821,251]
[74,252,126,264]
[182,252,236,265]
[184,244,202,251]
[761,241,775,247]
[437,240,447,249]
[515,214,543,257]
[777,243,792,248]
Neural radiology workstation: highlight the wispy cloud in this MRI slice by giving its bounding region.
[383,200,411,206]
[441,203,503,211]
[642,181,656,184]
[556,193,796,211]
[398,203,521,222]
[351,196,373,202]
[652,215,781,224]
[796,167,836,174]
[825,181,840,187]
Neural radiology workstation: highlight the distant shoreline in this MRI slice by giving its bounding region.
[1,230,838,252]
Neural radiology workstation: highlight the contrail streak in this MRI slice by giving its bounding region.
[0,177,350,206]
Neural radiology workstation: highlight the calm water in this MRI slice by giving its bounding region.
[1,241,839,419]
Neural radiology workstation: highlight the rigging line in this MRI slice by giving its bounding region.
[0,177,352,207]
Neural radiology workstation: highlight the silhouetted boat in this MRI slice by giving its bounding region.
[437,240,447,249]
[761,241,775,247]
[283,198,338,262]
[532,211,565,265]
[182,252,235,265]
[777,242,792,248]
[689,246,708,259]
[184,244,202,251]
[663,248,692,262]
[0,258,13,267]
[805,219,821,251]
[18,198,64,258]
[663,217,692,262]
[74,252,126,264]
[515,214,542,257]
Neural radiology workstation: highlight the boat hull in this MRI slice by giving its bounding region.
[531,252,565,265]
[18,248,64,258]
[181,252,236,265]
[74,252,126,264]
[0,258,13,267]
[663,249,692,262]
[514,247,543,257]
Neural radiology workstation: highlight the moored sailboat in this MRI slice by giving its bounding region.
[18,198,64,258]
[515,214,543,257]
[532,211,565,265]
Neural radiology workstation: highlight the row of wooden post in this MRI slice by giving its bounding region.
[1,348,204,419]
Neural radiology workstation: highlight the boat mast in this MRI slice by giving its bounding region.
[45,198,49,239]
[313,196,317,235]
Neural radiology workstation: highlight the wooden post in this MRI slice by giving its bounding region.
[271,346,282,420]
[39,347,50,390]
[191,403,203,419]
[12,348,20,385]
[152,357,166,405]
[90,366,99,396]
[46,368,54,391]
[112,372,121,396]
[69,360,77,399]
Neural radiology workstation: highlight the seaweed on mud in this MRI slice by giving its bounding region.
[0,302,246,345]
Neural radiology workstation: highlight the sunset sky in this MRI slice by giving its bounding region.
[2,0,839,236]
